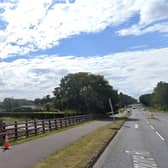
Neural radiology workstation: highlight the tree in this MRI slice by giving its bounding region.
[139,81,168,111]
[139,94,153,106]
[53,72,118,114]
[152,82,168,110]
[118,93,137,107]
[2,98,19,112]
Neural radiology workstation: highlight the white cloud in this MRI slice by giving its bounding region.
[0,0,135,58]
[0,47,168,100]
[1,0,168,58]
[118,0,168,36]
[118,21,168,36]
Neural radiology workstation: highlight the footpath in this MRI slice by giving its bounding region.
[0,120,112,168]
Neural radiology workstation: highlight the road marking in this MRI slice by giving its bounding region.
[135,124,139,129]
[150,125,155,130]
[125,150,158,168]
[155,131,165,141]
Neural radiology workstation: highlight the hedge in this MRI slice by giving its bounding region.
[0,112,65,119]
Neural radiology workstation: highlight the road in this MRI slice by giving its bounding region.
[0,120,111,168]
[94,105,168,168]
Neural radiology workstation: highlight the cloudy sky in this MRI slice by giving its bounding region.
[0,0,168,100]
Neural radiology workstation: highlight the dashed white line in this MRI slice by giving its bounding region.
[150,125,155,130]
[148,124,165,141]
[155,131,165,141]
[135,124,139,129]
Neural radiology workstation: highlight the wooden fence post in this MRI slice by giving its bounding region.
[68,117,71,126]
[34,120,37,135]
[60,118,63,128]
[25,120,29,137]
[49,120,52,131]
[0,120,4,144]
[72,117,74,125]
[64,118,67,127]
[54,119,58,130]
[42,120,45,133]
[14,121,18,140]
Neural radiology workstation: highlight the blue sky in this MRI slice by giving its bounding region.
[0,0,168,100]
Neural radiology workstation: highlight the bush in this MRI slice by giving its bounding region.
[0,112,65,119]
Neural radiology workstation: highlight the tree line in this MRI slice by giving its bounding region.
[0,72,137,115]
[139,81,168,111]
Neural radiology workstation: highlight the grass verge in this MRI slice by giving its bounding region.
[147,107,168,113]
[32,116,127,168]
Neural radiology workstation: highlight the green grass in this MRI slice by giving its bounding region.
[147,107,168,113]
[9,120,95,146]
[32,117,127,168]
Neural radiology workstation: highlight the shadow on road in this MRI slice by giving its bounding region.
[126,118,139,122]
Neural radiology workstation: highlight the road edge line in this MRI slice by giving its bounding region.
[86,117,127,168]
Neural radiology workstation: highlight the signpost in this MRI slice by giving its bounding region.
[109,98,115,120]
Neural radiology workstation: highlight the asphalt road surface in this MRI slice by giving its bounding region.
[94,105,168,168]
[0,120,111,168]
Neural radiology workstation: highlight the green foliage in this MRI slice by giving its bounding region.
[1,98,34,112]
[139,81,168,111]
[139,93,153,106]
[0,72,136,116]
[63,110,78,116]
[118,93,137,107]
[153,82,168,110]
[0,112,65,119]
[53,72,119,114]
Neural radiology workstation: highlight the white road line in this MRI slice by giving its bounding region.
[150,125,155,130]
[126,150,159,168]
[155,131,165,141]
[135,124,139,129]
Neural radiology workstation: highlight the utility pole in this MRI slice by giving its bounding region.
[109,98,115,120]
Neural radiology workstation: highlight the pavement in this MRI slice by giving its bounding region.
[0,120,112,168]
[93,105,168,168]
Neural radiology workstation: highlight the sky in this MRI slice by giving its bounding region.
[0,0,168,100]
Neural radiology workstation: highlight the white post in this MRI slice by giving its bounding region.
[109,98,114,120]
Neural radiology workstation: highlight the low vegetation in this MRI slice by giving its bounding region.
[32,117,127,168]
[139,81,168,111]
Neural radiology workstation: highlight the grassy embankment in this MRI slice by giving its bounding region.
[147,107,168,113]
[32,116,128,168]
